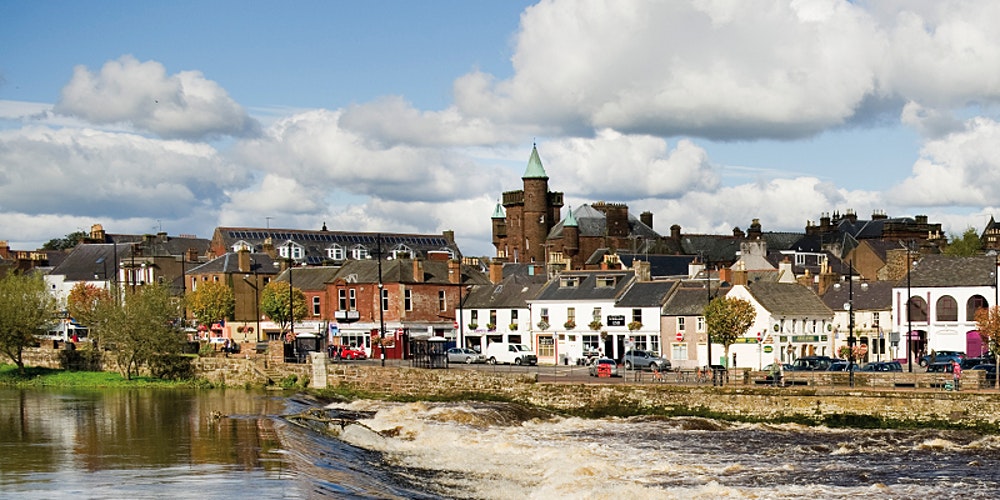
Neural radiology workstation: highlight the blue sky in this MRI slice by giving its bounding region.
[3,0,1000,257]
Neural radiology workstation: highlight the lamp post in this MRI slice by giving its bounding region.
[243,270,261,343]
[376,234,386,367]
[906,242,914,373]
[288,257,294,339]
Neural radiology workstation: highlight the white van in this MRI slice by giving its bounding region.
[484,342,537,366]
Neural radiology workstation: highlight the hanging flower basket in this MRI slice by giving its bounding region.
[564,320,576,330]
[537,320,550,331]
[627,321,642,331]
[589,320,603,331]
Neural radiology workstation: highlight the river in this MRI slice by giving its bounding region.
[2,388,1000,499]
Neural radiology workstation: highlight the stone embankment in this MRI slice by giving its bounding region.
[19,346,1000,430]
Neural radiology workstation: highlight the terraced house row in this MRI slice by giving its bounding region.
[4,147,1000,369]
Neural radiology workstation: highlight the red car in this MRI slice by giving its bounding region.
[339,347,367,360]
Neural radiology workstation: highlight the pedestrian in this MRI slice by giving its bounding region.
[952,359,962,391]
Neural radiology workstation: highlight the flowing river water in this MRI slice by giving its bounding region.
[2,388,1000,499]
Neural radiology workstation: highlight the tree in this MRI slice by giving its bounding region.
[704,296,757,368]
[89,283,184,380]
[942,227,982,256]
[0,272,57,374]
[66,282,113,328]
[974,306,1000,390]
[260,281,306,336]
[187,281,234,329]
[42,231,87,251]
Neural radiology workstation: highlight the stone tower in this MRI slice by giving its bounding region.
[492,145,564,263]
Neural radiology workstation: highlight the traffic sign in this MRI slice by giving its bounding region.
[676,331,683,341]
[757,331,762,342]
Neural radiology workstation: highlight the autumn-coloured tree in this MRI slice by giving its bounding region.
[260,280,306,336]
[66,282,112,327]
[974,306,1000,389]
[0,272,56,374]
[187,281,234,329]
[704,296,757,368]
[89,282,183,380]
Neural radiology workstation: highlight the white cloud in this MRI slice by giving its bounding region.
[0,125,245,219]
[890,117,1000,207]
[54,55,260,140]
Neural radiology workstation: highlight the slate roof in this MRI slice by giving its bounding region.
[275,266,341,291]
[743,281,833,317]
[679,235,742,264]
[320,259,490,286]
[616,281,678,308]
[662,285,717,316]
[212,227,458,266]
[187,252,280,276]
[532,270,635,301]
[617,253,696,277]
[820,279,897,311]
[49,243,133,281]
[463,274,548,309]
[548,204,659,240]
[909,255,996,287]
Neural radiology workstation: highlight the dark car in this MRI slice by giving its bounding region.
[828,361,858,372]
[860,361,903,372]
[925,361,954,373]
[920,351,964,367]
[789,356,836,371]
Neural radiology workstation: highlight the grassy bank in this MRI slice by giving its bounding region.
[0,364,212,389]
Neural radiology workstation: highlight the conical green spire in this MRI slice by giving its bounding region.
[563,205,578,227]
[522,144,548,179]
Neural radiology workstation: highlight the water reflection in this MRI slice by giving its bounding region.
[0,388,295,498]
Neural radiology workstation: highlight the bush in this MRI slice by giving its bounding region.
[58,347,103,371]
[148,353,195,380]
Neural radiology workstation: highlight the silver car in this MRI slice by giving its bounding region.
[446,347,485,364]
[588,358,620,377]
[622,350,671,372]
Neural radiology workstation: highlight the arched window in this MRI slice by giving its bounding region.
[967,295,989,321]
[908,296,928,322]
[935,295,958,322]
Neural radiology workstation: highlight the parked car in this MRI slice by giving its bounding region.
[828,361,858,372]
[762,363,793,373]
[920,350,964,367]
[789,356,836,371]
[484,342,538,365]
[622,350,671,372]
[588,358,621,377]
[969,363,997,377]
[340,347,367,360]
[925,361,954,373]
[446,347,485,364]
[961,357,994,370]
[860,361,903,372]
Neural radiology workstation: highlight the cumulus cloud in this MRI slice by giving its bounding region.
[54,55,260,140]
[232,109,505,203]
[535,130,719,200]
[889,117,1000,207]
[0,125,245,219]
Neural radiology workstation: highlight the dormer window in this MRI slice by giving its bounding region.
[278,241,304,261]
[560,276,580,288]
[327,244,345,261]
[596,275,617,288]
[352,245,370,260]
[391,244,413,259]
[231,240,253,253]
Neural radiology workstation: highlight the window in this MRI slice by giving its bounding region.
[327,245,345,260]
[908,296,928,322]
[541,308,550,323]
[510,309,518,324]
[936,295,958,322]
[697,317,705,332]
[677,317,685,330]
[592,307,602,321]
[312,296,321,316]
[404,289,412,311]
[438,290,446,311]
[391,244,412,259]
[872,313,880,330]
[567,307,576,323]
[560,276,579,288]
[968,295,989,321]
[632,309,641,324]
[596,275,617,288]
[583,334,599,353]
[537,336,555,357]
[349,289,356,310]
[471,310,479,323]
[489,310,497,327]
[338,289,347,310]
[381,288,389,312]
[352,246,370,260]
[671,343,688,361]
[650,336,660,355]
[795,253,805,266]
[279,242,303,260]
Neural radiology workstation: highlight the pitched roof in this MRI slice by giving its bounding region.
[617,253,696,278]
[532,270,635,301]
[49,244,126,281]
[275,266,341,291]
[463,274,548,309]
[187,252,280,276]
[742,281,833,317]
[523,144,548,179]
[326,258,490,286]
[616,281,678,307]
[548,204,659,240]
[820,279,896,311]
[662,285,716,316]
[909,254,995,287]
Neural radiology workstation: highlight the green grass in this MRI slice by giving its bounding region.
[0,364,213,389]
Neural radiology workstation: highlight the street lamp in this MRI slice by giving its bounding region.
[844,261,868,387]
[905,241,915,373]
[376,234,386,367]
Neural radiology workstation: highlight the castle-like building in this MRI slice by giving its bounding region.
[491,145,564,264]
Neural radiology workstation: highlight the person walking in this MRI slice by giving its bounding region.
[952,359,962,391]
